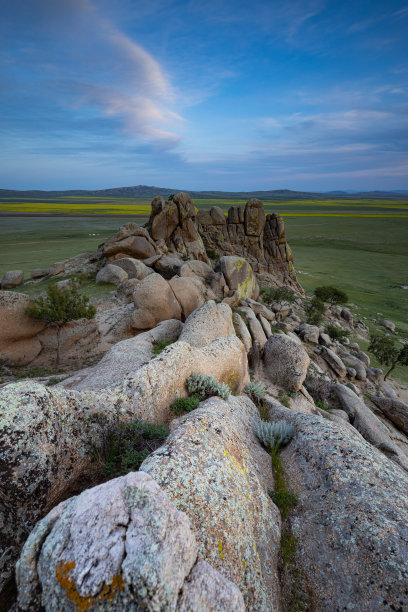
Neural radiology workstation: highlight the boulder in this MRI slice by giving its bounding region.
[110,257,152,280]
[16,472,245,612]
[96,264,128,286]
[238,306,267,348]
[168,276,207,319]
[35,318,99,365]
[31,268,48,279]
[366,366,383,383]
[356,350,370,367]
[131,273,182,330]
[178,300,234,347]
[259,314,272,338]
[320,346,347,378]
[244,198,266,236]
[1,269,24,289]
[232,312,252,352]
[381,319,395,332]
[340,307,353,323]
[209,205,226,225]
[263,334,310,392]
[63,319,183,391]
[264,399,408,612]
[318,332,331,347]
[333,383,408,471]
[298,323,319,344]
[370,396,408,436]
[141,396,281,611]
[342,354,367,381]
[154,255,183,277]
[48,261,65,276]
[244,298,275,321]
[115,278,139,302]
[103,223,158,260]
[180,260,227,299]
[379,381,398,399]
[0,291,45,365]
[215,256,258,300]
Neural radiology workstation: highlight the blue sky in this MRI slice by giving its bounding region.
[1,0,408,191]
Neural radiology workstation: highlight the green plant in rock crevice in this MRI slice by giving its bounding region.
[152,338,176,356]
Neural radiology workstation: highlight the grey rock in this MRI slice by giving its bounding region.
[131,272,182,330]
[154,254,183,276]
[299,323,319,344]
[333,383,408,471]
[340,307,353,323]
[112,257,153,280]
[320,346,347,378]
[178,300,234,347]
[318,332,332,347]
[349,341,360,350]
[356,350,370,366]
[1,270,24,289]
[367,366,383,383]
[342,353,367,381]
[96,264,128,285]
[263,334,310,392]
[115,278,139,302]
[244,298,275,321]
[371,395,408,436]
[48,261,65,276]
[379,381,398,399]
[180,260,226,299]
[258,314,272,338]
[381,319,396,332]
[238,306,268,348]
[168,276,208,319]
[178,561,245,612]
[329,408,350,422]
[232,312,252,352]
[31,268,48,279]
[347,367,357,379]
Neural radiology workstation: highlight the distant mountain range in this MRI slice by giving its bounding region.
[1,185,408,200]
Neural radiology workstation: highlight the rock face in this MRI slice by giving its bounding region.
[180,260,227,299]
[263,334,310,392]
[1,270,24,289]
[146,193,210,263]
[371,395,408,436]
[168,276,207,319]
[320,346,347,378]
[34,319,99,366]
[108,257,152,280]
[215,256,259,300]
[95,264,128,285]
[198,198,301,290]
[142,396,281,611]
[131,272,182,330]
[16,472,245,611]
[265,399,408,612]
[103,223,158,260]
[0,291,46,365]
[178,300,234,347]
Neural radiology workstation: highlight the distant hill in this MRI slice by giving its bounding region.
[1,185,408,200]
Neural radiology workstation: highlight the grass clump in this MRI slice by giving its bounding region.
[244,380,267,401]
[171,394,201,415]
[325,324,350,342]
[187,373,230,401]
[152,338,176,356]
[278,389,291,408]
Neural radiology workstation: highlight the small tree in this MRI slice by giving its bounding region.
[314,286,348,305]
[304,297,325,325]
[368,333,408,380]
[260,286,296,308]
[26,282,96,365]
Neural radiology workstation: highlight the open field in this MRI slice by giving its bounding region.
[1,197,407,381]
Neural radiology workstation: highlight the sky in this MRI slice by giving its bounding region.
[1,0,408,191]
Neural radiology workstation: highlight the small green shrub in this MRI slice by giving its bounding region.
[171,394,201,415]
[304,297,325,325]
[254,419,294,452]
[260,286,296,307]
[244,381,267,401]
[314,286,348,305]
[268,489,298,519]
[325,324,350,342]
[152,338,176,356]
[278,390,291,408]
[368,332,408,379]
[187,373,230,401]
[205,247,220,262]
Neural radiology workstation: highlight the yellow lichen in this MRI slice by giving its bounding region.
[55,560,125,612]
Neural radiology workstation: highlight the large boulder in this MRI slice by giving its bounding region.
[298,323,320,344]
[62,319,183,391]
[178,300,234,347]
[264,399,408,612]
[238,306,268,349]
[232,312,252,352]
[0,291,45,365]
[320,346,347,378]
[1,270,24,289]
[371,395,408,436]
[215,256,259,300]
[131,273,182,330]
[110,257,153,280]
[16,472,244,611]
[333,384,408,471]
[142,396,281,611]
[34,318,99,366]
[168,276,207,319]
[103,223,158,260]
[381,319,395,332]
[95,264,128,285]
[263,334,310,392]
[180,260,227,299]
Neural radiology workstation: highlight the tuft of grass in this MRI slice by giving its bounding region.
[278,390,291,409]
[280,527,299,567]
[171,394,201,415]
[269,446,298,519]
[325,324,350,342]
[187,373,230,401]
[205,247,220,262]
[46,375,69,386]
[245,380,267,402]
[152,338,176,356]
[255,420,294,452]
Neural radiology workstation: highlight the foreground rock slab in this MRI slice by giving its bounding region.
[265,399,408,612]
[16,472,244,611]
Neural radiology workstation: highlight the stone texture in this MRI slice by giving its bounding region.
[320,346,347,378]
[265,398,408,612]
[168,276,207,319]
[178,300,235,347]
[259,314,272,338]
[238,306,268,349]
[141,396,281,611]
[232,312,252,353]
[215,256,259,300]
[0,291,46,365]
[298,323,320,344]
[154,255,183,277]
[35,319,99,366]
[178,561,245,612]
[48,262,66,276]
[31,268,48,279]
[110,257,152,280]
[371,395,408,436]
[103,223,158,260]
[342,353,367,381]
[263,334,310,392]
[1,270,24,289]
[244,298,275,321]
[333,383,408,471]
[16,472,244,611]
[131,272,182,330]
[115,278,140,302]
[198,199,302,290]
[180,260,227,299]
[381,319,396,332]
[95,264,128,285]
[62,319,183,391]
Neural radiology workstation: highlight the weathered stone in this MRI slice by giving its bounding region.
[48,261,65,276]
[154,255,183,277]
[340,307,353,323]
[0,291,45,365]
[131,273,182,330]
[16,472,243,611]
[342,353,367,381]
[96,264,128,285]
[381,319,395,332]
[103,223,158,260]
[232,312,252,352]
[356,350,370,367]
[178,561,245,612]
[168,276,206,319]
[141,396,281,611]
[238,306,267,348]
[320,346,347,378]
[258,314,272,338]
[263,334,310,392]
[215,256,258,300]
[111,257,152,280]
[178,300,234,347]
[30,268,48,279]
[370,396,408,436]
[209,206,226,225]
[244,298,275,321]
[264,398,408,612]
[366,366,383,383]
[244,198,266,236]
[115,278,140,302]
[319,332,332,347]
[180,260,226,299]
[333,383,408,471]
[347,367,357,379]
[1,270,24,289]
[299,323,320,344]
